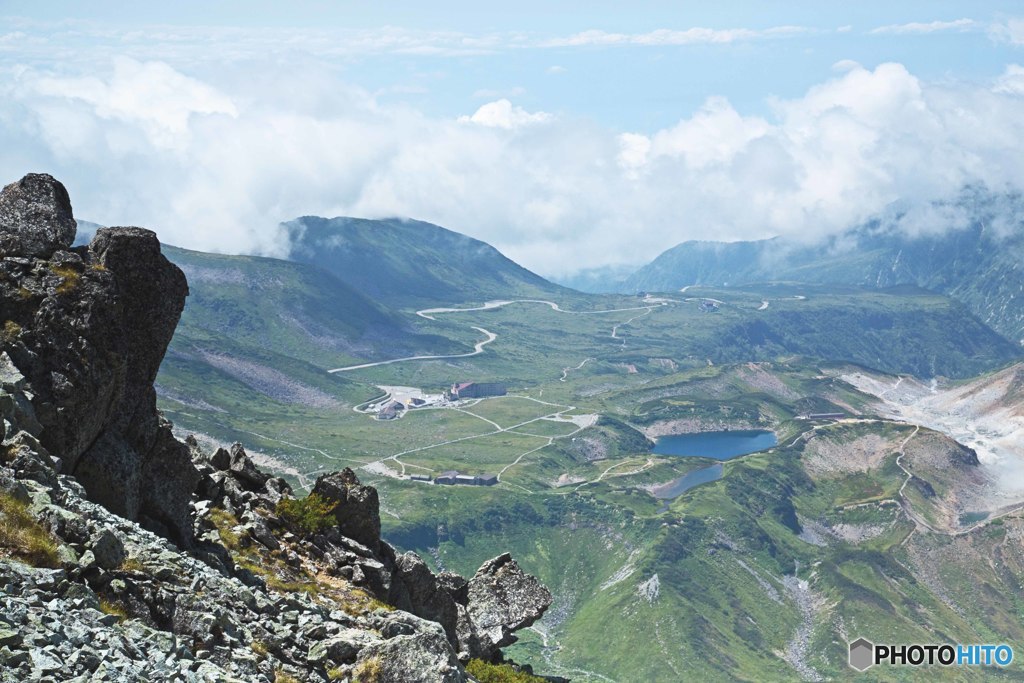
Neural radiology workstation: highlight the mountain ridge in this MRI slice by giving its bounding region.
[623,189,1024,344]
[286,216,578,308]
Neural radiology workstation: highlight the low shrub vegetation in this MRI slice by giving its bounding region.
[98,597,129,623]
[275,493,337,534]
[1,319,21,344]
[353,656,381,683]
[49,264,82,294]
[250,640,269,659]
[465,659,548,683]
[0,492,60,567]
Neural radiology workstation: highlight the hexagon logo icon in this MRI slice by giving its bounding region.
[849,638,874,671]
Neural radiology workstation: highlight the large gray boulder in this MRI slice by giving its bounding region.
[228,442,270,489]
[464,553,552,658]
[311,468,381,549]
[0,173,76,258]
[354,629,466,683]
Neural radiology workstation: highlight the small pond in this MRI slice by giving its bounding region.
[652,463,724,502]
[651,429,777,460]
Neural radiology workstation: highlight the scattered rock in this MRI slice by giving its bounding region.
[355,629,466,683]
[229,443,270,489]
[89,529,126,570]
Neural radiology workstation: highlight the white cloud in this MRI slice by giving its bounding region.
[869,18,975,35]
[376,84,430,97]
[643,96,771,169]
[546,65,567,74]
[457,99,552,129]
[0,19,815,66]
[994,64,1024,94]
[832,59,861,73]
[4,59,1024,278]
[32,57,237,149]
[617,133,651,174]
[991,18,1024,45]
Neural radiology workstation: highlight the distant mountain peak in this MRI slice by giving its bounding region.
[284,214,574,306]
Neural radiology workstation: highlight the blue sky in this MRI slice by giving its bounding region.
[3,2,1024,274]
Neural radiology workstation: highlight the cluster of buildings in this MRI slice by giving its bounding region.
[377,381,508,419]
[376,396,428,421]
[377,400,405,420]
[379,378,511,486]
[447,381,506,400]
[408,471,498,486]
[797,412,845,421]
[436,471,498,486]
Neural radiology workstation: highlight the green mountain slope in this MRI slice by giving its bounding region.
[285,216,578,307]
[623,190,1024,344]
[157,245,464,413]
[164,245,453,364]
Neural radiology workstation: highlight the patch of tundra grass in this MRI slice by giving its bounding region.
[460,396,567,428]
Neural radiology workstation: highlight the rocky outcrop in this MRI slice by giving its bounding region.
[0,172,553,681]
[951,442,981,467]
[464,553,552,658]
[386,551,462,645]
[191,439,293,518]
[220,459,552,664]
[0,174,197,544]
[0,393,552,681]
[310,468,381,550]
[384,549,552,662]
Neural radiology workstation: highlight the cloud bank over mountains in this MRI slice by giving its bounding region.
[3,52,1024,275]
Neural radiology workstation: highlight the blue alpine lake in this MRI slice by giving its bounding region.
[651,429,777,460]
[649,430,777,508]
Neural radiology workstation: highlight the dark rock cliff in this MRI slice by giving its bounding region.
[0,173,553,682]
[0,174,197,544]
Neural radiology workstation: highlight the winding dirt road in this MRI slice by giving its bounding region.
[330,298,668,373]
[327,327,496,373]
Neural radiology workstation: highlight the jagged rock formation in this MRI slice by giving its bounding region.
[311,469,381,549]
[0,174,196,544]
[197,445,552,667]
[0,174,552,682]
[465,554,551,658]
